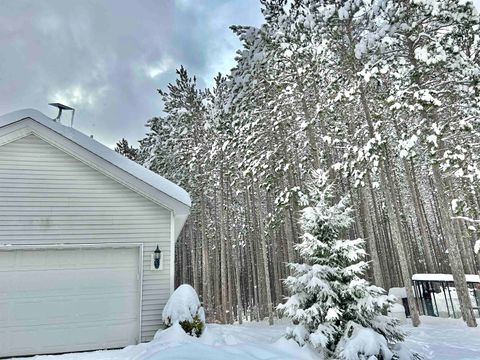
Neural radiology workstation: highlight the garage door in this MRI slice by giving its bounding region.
[0,246,141,358]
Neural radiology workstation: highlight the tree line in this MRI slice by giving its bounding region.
[116,0,480,327]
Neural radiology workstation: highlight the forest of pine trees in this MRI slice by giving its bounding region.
[115,0,480,327]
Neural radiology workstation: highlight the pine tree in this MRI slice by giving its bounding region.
[377,0,480,327]
[132,0,480,327]
[115,138,139,161]
[278,170,414,359]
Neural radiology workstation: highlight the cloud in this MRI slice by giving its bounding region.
[2,0,478,149]
[0,0,262,148]
[49,84,108,108]
[145,57,175,79]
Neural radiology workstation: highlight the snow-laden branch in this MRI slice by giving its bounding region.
[451,217,480,254]
[451,216,480,224]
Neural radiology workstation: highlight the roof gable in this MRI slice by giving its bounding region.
[0,109,191,218]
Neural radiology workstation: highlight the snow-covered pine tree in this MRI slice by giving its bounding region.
[114,138,139,161]
[278,170,417,360]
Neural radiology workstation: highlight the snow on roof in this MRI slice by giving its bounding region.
[0,109,191,208]
[412,273,480,283]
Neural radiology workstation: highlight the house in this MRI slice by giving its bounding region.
[0,109,191,358]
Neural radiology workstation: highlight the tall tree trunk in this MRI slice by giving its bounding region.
[358,184,384,288]
[358,81,420,326]
[381,158,420,326]
[218,165,229,323]
[432,165,477,327]
[252,181,274,325]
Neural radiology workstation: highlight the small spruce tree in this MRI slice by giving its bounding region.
[278,171,419,360]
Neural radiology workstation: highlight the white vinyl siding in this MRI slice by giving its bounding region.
[0,134,172,342]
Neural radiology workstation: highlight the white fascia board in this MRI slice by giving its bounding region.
[174,214,189,239]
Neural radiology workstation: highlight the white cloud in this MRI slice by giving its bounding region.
[49,85,107,108]
[0,0,262,147]
[35,13,62,34]
[145,57,174,78]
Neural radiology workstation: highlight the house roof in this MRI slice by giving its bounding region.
[0,109,192,214]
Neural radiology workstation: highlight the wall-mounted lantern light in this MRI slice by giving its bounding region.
[153,245,162,270]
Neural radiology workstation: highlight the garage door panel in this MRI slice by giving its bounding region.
[0,247,139,270]
[0,293,139,326]
[0,246,141,357]
[0,269,139,296]
[2,320,137,355]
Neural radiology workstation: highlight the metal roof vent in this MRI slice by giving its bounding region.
[49,103,75,127]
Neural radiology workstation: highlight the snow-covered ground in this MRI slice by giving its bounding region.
[12,316,480,360]
[402,316,480,360]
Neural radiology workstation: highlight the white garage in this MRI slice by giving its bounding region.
[0,109,191,358]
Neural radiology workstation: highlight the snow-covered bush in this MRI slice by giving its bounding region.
[162,284,205,337]
[337,323,393,360]
[278,171,420,359]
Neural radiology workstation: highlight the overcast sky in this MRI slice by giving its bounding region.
[1,1,479,148]
[0,0,263,147]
